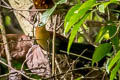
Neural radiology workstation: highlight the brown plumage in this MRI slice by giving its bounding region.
[35,26,95,56]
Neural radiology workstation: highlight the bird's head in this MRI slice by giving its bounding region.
[35,23,46,32]
[38,23,45,27]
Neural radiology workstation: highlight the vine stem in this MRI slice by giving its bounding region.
[0,14,12,71]
[52,15,57,77]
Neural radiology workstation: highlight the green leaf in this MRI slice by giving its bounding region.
[111,36,119,50]
[98,4,105,13]
[110,60,120,80]
[108,50,120,72]
[78,36,84,43]
[95,26,109,43]
[41,5,57,24]
[41,0,67,24]
[108,25,119,50]
[98,0,118,13]
[108,24,116,37]
[64,4,81,33]
[99,2,110,12]
[56,0,67,5]
[64,0,96,34]
[92,43,112,66]
[67,13,90,53]
[110,0,118,2]
[77,0,80,3]
[5,16,11,26]
[95,21,118,44]
[75,77,81,80]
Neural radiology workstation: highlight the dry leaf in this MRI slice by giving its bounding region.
[0,34,33,60]
[26,45,51,78]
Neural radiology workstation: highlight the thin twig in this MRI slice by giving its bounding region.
[56,22,64,31]
[102,71,106,80]
[0,71,19,78]
[61,49,87,79]
[60,50,92,61]
[55,58,67,80]
[109,23,120,39]
[45,67,97,79]
[0,14,12,71]
[0,73,10,78]
[55,58,62,73]
[52,15,57,77]
[107,6,110,21]
[0,4,47,12]
[19,13,34,25]
[1,0,10,7]
[85,69,95,77]
[0,60,36,80]
[21,53,33,71]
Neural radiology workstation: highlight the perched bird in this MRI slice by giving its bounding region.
[35,25,67,51]
[35,25,51,51]
[35,25,95,57]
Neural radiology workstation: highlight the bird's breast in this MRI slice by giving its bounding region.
[35,27,50,50]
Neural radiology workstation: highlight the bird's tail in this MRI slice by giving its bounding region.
[59,41,95,59]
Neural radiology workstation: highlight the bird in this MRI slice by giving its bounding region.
[35,25,69,53]
[35,25,95,58]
